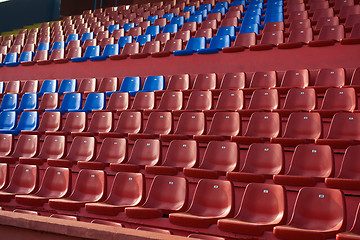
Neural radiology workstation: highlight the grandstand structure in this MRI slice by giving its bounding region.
[0,0,359,239]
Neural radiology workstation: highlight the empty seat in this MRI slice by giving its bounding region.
[173,37,206,56]
[58,79,76,96]
[223,33,257,52]
[47,136,95,168]
[173,90,212,115]
[99,111,142,138]
[325,145,360,190]
[316,112,360,148]
[90,44,119,61]
[129,75,165,97]
[271,112,322,146]
[146,91,182,112]
[314,68,345,92]
[273,187,345,240]
[183,141,238,179]
[0,111,38,136]
[309,25,345,47]
[0,94,18,111]
[218,183,286,235]
[0,111,16,131]
[250,31,284,50]
[13,93,37,114]
[277,69,309,92]
[37,80,57,97]
[216,72,246,92]
[15,167,70,206]
[0,134,12,158]
[77,78,96,94]
[227,143,284,183]
[169,179,234,228]
[92,77,117,93]
[45,112,86,136]
[188,73,217,92]
[0,164,38,202]
[151,39,183,57]
[273,144,334,186]
[71,45,100,62]
[110,139,160,172]
[46,92,82,114]
[160,112,205,141]
[0,163,8,190]
[77,137,126,170]
[278,28,313,49]
[130,41,161,59]
[48,169,106,211]
[70,93,105,113]
[336,203,360,240]
[20,80,38,94]
[85,172,144,215]
[128,111,172,140]
[125,175,187,218]
[341,22,360,45]
[194,112,241,142]
[19,135,65,166]
[248,71,277,90]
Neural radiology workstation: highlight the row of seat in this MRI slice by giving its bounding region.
[1,131,359,189]
[1,164,358,239]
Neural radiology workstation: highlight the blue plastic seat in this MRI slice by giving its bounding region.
[198,35,231,54]
[136,34,152,46]
[58,79,77,95]
[69,93,105,113]
[231,0,245,6]
[118,36,133,49]
[0,111,38,136]
[195,9,208,19]
[0,82,4,93]
[170,17,185,28]
[106,76,141,97]
[37,42,50,51]
[163,24,178,34]
[240,24,259,34]
[261,13,284,29]
[4,53,19,67]
[129,76,165,97]
[90,44,119,61]
[215,1,229,10]
[0,94,18,111]
[246,3,263,9]
[243,8,262,17]
[108,24,120,34]
[199,4,212,11]
[46,93,82,114]
[174,37,206,56]
[211,6,226,15]
[145,26,160,39]
[217,26,237,41]
[80,32,94,44]
[66,34,79,45]
[188,15,203,24]
[163,13,174,22]
[184,6,196,14]
[0,111,16,130]
[19,52,33,63]
[14,93,37,114]
[241,14,261,25]
[71,45,100,62]
[37,80,58,97]
[147,15,159,25]
[51,42,65,52]
[123,23,135,32]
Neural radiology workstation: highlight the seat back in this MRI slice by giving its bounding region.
[84,45,100,58]
[200,141,238,172]
[39,93,58,111]
[157,91,183,111]
[249,71,277,89]
[248,89,278,110]
[38,80,58,96]
[4,164,38,194]
[143,112,172,135]
[95,138,127,164]
[115,111,142,135]
[21,80,38,93]
[132,92,155,110]
[336,145,360,179]
[327,113,360,140]
[166,74,189,91]
[282,88,316,111]
[61,112,87,133]
[128,139,160,166]
[17,93,37,111]
[119,77,141,92]
[162,140,197,168]
[142,75,165,92]
[87,112,112,133]
[320,87,356,111]
[175,112,205,136]
[0,134,12,157]
[106,92,129,111]
[69,169,105,201]
[0,94,18,111]
[78,78,96,93]
[207,112,240,137]
[185,91,212,111]
[215,90,244,111]
[58,79,77,95]
[59,93,82,112]
[185,37,206,51]
[283,112,322,139]
[14,111,38,133]
[38,135,65,159]
[11,134,38,158]
[281,69,309,88]
[65,136,95,162]
[220,73,245,89]
[35,167,70,198]
[0,163,8,189]
[315,68,345,87]
[193,73,217,90]
[98,77,117,92]
[82,93,105,112]
[0,111,16,130]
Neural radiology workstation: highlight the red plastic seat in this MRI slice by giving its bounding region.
[325,145,360,190]
[273,187,345,240]
[110,139,160,172]
[339,5,360,21]
[314,68,345,92]
[286,3,306,14]
[110,42,140,60]
[277,69,309,92]
[341,22,360,44]
[227,143,284,183]
[0,135,38,164]
[195,28,213,40]
[154,32,170,46]
[250,31,284,51]
[93,77,118,93]
[47,136,95,168]
[34,93,58,112]
[19,135,65,165]
[206,12,222,23]
[0,134,13,158]
[3,81,20,94]
[232,112,280,144]
[21,80,38,94]
[95,92,129,113]
[131,41,161,59]
[0,163,8,190]
[314,87,356,117]
[78,137,127,170]
[314,17,339,33]
[0,164,38,202]
[205,90,244,115]
[240,89,279,114]
[169,179,234,228]
[162,74,190,92]
[125,175,187,218]
[128,111,172,139]
[146,140,197,175]
[275,88,316,116]
[173,91,212,115]
[22,111,61,135]
[189,73,217,91]
[288,19,312,30]
[152,39,183,57]
[263,22,285,32]
[312,8,334,23]
[218,183,286,235]
[278,28,313,49]
[309,25,345,46]
[15,166,70,206]
[273,144,334,186]
[181,22,197,33]
[272,112,322,146]
[100,111,142,138]
[217,72,246,90]
[316,112,360,148]
[223,33,257,52]
[72,112,113,137]
[309,1,329,15]
[183,141,238,179]
[46,112,86,136]
[194,112,240,142]
[48,169,106,211]
[150,91,183,112]
[160,112,205,141]
[220,17,238,28]
[85,172,144,215]
[130,92,155,111]
[336,203,360,240]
